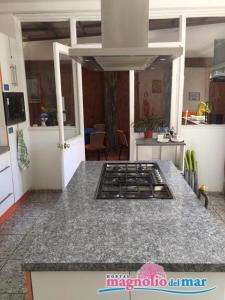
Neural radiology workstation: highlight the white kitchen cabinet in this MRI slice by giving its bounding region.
[0,151,14,216]
[0,32,12,91]
[0,32,21,92]
[31,271,130,300]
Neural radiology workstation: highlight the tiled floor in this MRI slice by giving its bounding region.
[0,192,61,300]
[0,191,224,299]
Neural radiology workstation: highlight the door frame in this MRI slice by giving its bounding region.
[53,42,86,189]
[16,16,85,189]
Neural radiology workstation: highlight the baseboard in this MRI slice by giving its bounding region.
[0,191,30,225]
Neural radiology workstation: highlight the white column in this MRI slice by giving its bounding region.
[129,70,135,161]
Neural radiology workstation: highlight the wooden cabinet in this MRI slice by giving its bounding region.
[0,151,14,216]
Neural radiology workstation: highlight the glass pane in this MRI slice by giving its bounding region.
[149,18,179,42]
[59,54,78,140]
[76,21,101,44]
[22,21,70,127]
[134,56,172,131]
[182,17,225,125]
[76,19,179,44]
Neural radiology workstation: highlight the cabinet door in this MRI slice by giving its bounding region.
[0,33,12,91]
[0,152,14,216]
[32,271,130,300]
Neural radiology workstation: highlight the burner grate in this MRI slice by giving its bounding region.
[96,162,174,199]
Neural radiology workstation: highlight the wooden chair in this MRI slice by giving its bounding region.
[94,123,105,131]
[85,132,107,161]
[117,130,129,160]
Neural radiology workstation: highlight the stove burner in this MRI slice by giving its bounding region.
[96,162,174,200]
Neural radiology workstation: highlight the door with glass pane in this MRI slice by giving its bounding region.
[53,42,85,189]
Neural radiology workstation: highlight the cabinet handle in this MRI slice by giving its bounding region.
[0,166,10,173]
[10,64,17,86]
[14,65,18,86]
[0,193,13,205]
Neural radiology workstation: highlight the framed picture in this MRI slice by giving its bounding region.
[152,80,162,94]
[189,92,200,101]
[27,76,41,103]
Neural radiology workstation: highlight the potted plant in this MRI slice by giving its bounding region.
[133,116,164,138]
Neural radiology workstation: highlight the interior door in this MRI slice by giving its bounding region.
[53,42,85,190]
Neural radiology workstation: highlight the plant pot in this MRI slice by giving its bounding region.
[144,130,153,139]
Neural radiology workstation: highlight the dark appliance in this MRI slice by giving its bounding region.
[96,162,174,199]
[208,113,224,124]
[3,92,26,125]
[211,39,225,81]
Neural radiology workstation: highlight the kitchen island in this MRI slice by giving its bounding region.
[22,161,225,300]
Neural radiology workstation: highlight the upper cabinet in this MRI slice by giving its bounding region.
[0,32,22,92]
[0,32,12,91]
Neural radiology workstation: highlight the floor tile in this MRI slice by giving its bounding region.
[0,235,24,259]
[13,200,56,218]
[0,259,7,270]
[0,216,37,235]
[0,294,27,300]
[11,235,35,260]
[0,260,26,294]
[29,191,61,203]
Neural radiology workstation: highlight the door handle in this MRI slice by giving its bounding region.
[64,143,70,149]
[57,143,70,149]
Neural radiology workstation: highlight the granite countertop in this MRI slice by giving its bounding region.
[22,161,225,272]
[0,146,10,155]
[136,138,186,146]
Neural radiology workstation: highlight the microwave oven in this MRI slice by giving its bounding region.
[3,92,26,126]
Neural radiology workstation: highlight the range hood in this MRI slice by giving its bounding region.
[211,39,225,81]
[69,0,182,71]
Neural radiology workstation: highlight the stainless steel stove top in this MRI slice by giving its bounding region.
[96,162,174,199]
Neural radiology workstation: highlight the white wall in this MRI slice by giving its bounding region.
[23,38,70,60]
[29,128,61,189]
[183,67,210,112]
[30,128,84,190]
[1,0,225,14]
[181,125,225,192]
[23,36,101,61]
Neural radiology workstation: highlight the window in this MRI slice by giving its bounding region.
[183,17,225,125]
[22,21,77,127]
[135,56,172,129]
[149,18,179,43]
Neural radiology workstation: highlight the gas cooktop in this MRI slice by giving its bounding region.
[96,162,174,199]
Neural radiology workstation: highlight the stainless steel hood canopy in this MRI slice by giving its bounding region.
[69,0,182,71]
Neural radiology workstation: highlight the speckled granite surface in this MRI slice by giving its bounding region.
[22,161,225,272]
[0,146,10,156]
